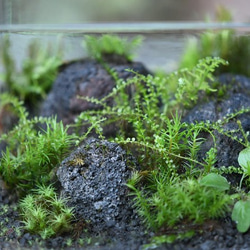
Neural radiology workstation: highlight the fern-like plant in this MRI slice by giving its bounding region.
[75,57,226,173]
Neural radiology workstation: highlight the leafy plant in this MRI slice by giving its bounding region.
[83,34,143,62]
[199,173,230,191]
[0,36,62,106]
[75,57,232,230]
[232,199,250,233]
[19,185,74,239]
[231,147,250,233]
[238,148,250,177]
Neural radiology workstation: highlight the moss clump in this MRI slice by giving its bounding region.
[0,36,62,107]
[127,172,232,230]
[83,34,142,62]
[0,95,76,196]
[19,185,74,239]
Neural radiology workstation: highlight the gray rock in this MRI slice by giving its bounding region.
[183,74,250,184]
[57,138,140,233]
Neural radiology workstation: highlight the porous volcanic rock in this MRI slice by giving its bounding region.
[56,137,141,234]
[40,57,150,136]
[183,74,250,184]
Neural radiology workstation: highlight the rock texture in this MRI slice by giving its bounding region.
[56,138,141,233]
[40,58,150,136]
[183,74,250,184]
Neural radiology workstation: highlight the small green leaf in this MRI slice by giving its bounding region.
[238,148,250,175]
[199,173,230,191]
[232,200,250,233]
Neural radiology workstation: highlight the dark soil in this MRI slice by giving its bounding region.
[1,191,250,250]
[2,58,250,249]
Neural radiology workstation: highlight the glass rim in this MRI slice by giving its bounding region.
[0,22,250,34]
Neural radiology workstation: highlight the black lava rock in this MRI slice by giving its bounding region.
[56,138,141,234]
[40,58,150,136]
[183,74,250,184]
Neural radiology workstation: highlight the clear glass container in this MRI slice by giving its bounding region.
[1,1,250,75]
[1,22,250,75]
[1,4,250,248]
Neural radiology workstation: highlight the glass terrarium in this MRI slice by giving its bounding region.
[1,0,250,74]
[2,1,250,250]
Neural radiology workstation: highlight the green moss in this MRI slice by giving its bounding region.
[19,185,74,239]
[0,36,62,106]
[127,169,232,229]
[0,95,77,195]
[83,34,142,62]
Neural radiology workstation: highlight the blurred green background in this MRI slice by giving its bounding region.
[0,0,250,24]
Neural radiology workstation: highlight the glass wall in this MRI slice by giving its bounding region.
[1,0,250,25]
